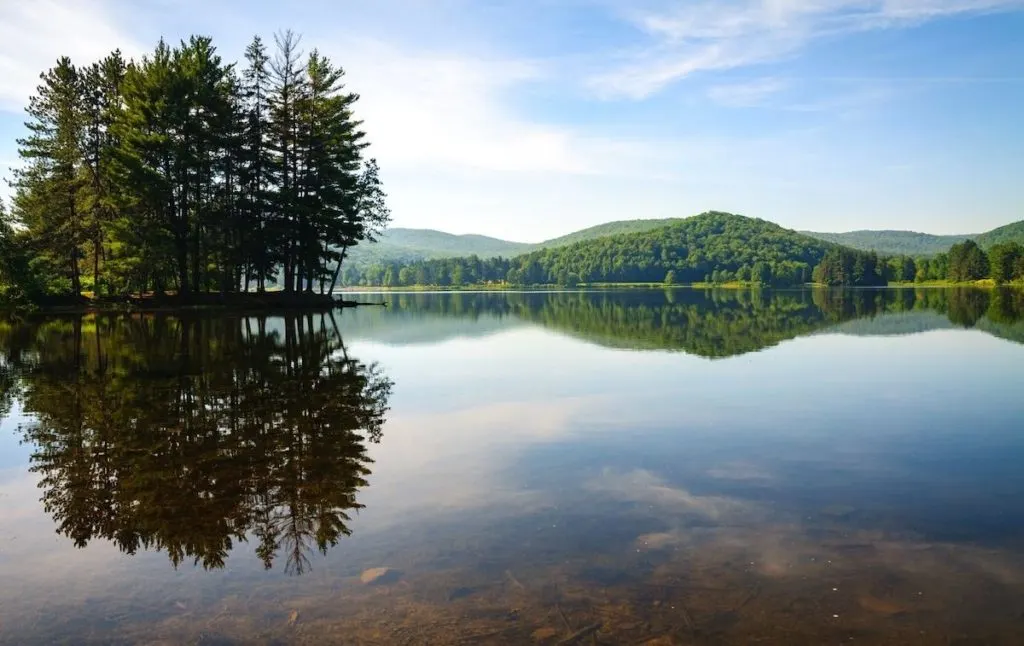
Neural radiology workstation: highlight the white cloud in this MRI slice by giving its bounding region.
[317,38,669,177]
[0,0,144,111]
[707,77,790,106]
[584,468,753,520]
[591,0,1024,98]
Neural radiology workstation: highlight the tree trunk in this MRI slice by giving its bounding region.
[327,247,348,294]
[176,236,190,297]
[93,240,101,297]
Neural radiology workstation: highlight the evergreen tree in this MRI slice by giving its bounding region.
[13,57,87,296]
[240,36,275,291]
[268,30,307,293]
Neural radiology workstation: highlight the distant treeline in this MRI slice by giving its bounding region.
[881,239,1024,284]
[342,212,1024,289]
[0,31,389,305]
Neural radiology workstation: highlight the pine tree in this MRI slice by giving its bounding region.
[269,30,306,292]
[241,36,275,291]
[14,57,87,296]
[79,51,126,295]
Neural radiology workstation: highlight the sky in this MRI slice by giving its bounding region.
[0,0,1022,242]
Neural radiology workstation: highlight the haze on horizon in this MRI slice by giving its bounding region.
[1,0,1022,243]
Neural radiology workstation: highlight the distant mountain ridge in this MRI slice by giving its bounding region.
[799,230,974,256]
[349,216,1024,269]
[348,218,686,269]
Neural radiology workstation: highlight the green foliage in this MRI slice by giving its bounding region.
[812,248,886,286]
[7,31,388,303]
[976,221,1024,248]
[802,230,971,256]
[353,212,836,287]
[751,261,772,285]
[803,221,1024,257]
[988,242,1024,284]
[344,219,687,272]
[538,218,687,247]
[947,240,990,282]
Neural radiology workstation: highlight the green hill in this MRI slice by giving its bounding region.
[515,211,845,285]
[976,220,1024,248]
[354,219,1024,270]
[802,221,1023,256]
[345,228,533,269]
[346,219,688,270]
[538,218,686,247]
[346,211,908,287]
[800,230,971,256]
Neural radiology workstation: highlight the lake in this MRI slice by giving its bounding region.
[2,287,1024,645]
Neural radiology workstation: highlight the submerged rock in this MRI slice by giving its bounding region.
[360,567,401,585]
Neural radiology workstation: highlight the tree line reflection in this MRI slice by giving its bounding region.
[0,313,392,574]
[370,287,1024,356]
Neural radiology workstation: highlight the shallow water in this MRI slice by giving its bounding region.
[2,287,1024,645]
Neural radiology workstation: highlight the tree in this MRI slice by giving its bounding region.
[240,36,275,291]
[664,270,676,285]
[947,240,988,282]
[988,242,1023,284]
[901,256,916,283]
[79,51,126,296]
[326,159,390,294]
[13,56,87,296]
[751,261,772,285]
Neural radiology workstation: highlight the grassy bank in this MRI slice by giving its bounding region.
[888,279,1014,288]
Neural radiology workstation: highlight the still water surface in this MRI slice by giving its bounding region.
[2,288,1024,645]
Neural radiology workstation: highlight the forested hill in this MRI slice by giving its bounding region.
[802,220,1024,256]
[517,211,837,285]
[346,229,532,268]
[347,211,883,287]
[345,218,686,269]
[800,230,971,256]
[538,218,686,247]
[353,218,1024,270]
[977,221,1024,248]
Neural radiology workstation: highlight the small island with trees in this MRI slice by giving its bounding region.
[0,31,389,310]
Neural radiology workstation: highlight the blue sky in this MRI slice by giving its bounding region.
[0,0,1022,242]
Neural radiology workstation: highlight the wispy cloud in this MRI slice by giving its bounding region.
[707,77,790,106]
[0,0,144,111]
[317,38,687,178]
[590,0,1024,99]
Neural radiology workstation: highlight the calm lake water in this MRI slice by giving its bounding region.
[2,288,1024,645]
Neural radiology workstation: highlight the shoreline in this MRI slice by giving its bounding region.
[0,292,382,314]
[338,281,1024,292]
[5,281,1021,312]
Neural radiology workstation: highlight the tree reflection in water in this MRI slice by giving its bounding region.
[3,312,391,575]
